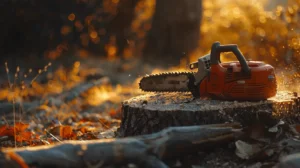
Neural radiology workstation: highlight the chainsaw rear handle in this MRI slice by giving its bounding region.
[210,42,251,74]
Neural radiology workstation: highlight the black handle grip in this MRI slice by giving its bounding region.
[210,42,250,74]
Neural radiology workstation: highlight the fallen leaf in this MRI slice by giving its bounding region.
[0,125,12,136]
[60,126,74,138]
[235,140,262,159]
[79,126,88,134]
[269,120,285,133]
[50,125,75,139]
[0,122,30,142]
[16,131,32,142]
[109,107,122,119]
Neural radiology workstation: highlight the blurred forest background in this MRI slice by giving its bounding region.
[0,0,297,69]
[2,1,300,164]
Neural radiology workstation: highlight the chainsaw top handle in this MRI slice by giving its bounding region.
[210,41,251,74]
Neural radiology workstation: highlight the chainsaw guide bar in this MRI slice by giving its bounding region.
[139,72,197,93]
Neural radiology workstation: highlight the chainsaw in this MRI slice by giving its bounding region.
[139,41,277,101]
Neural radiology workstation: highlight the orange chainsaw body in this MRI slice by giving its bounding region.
[199,61,277,101]
[140,41,278,101]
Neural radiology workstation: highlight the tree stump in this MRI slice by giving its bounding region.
[119,91,300,137]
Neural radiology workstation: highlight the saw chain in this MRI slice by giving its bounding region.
[139,72,200,97]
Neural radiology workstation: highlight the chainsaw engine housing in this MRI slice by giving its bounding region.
[199,61,277,100]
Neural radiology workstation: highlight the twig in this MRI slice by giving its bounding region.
[44,129,62,143]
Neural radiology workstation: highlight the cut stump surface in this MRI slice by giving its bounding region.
[119,91,300,137]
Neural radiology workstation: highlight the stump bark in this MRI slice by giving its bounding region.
[119,91,300,137]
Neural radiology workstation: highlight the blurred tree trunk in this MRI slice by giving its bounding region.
[0,0,201,66]
[143,0,202,66]
[108,0,140,56]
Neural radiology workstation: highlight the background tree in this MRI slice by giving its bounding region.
[143,0,202,66]
[0,0,203,68]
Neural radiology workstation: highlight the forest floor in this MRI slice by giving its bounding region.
[0,55,148,146]
[0,55,299,168]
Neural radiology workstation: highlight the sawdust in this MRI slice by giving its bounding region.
[126,91,295,112]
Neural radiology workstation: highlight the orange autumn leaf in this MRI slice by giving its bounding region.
[0,125,13,136]
[79,127,88,134]
[50,125,75,139]
[14,122,29,132]
[79,118,90,122]
[60,125,74,138]
[109,107,121,119]
[47,138,53,144]
[15,131,32,142]
[0,122,30,142]
[109,109,117,117]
